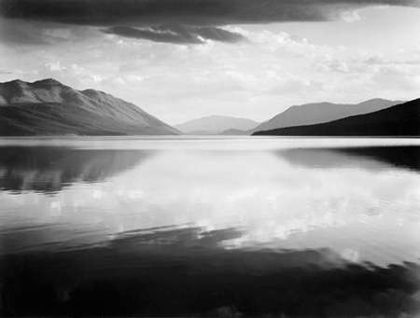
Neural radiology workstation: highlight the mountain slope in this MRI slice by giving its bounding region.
[251,99,402,133]
[253,99,420,136]
[175,115,259,134]
[0,79,179,136]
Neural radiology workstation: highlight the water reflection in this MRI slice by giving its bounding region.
[278,146,420,171]
[0,139,419,316]
[0,146,151,193]
[1,225,420,317]
[0,144,417,196]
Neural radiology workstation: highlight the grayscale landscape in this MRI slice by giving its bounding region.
[0,0,419,317]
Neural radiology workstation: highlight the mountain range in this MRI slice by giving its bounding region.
[174,115,259,135]
[175,99,404,136]
[251,98,402,134]
[0,79,418,137]
[0,79,179,136]
[253,98,420,137]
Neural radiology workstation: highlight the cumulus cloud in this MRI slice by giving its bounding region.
[0,0,419,44]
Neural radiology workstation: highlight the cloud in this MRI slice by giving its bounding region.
[0,0,419,26]
[0,0,419,44]
[0,17,99,45]
[104,24,246,44]
[45,61,64,72]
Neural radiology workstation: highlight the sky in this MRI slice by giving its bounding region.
[1,0,420,124]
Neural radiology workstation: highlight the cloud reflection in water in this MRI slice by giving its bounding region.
[0,140,419,316]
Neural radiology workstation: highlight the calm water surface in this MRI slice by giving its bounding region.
[0,137,419,317]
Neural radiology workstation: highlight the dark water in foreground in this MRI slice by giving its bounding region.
[0,137,419,317]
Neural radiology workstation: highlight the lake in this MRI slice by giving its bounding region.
[1,137,420,317]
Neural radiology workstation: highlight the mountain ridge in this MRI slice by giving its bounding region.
[253,98,420,137]
[175,115,259,135]
[0,79,179,136]
[251,98,404,133]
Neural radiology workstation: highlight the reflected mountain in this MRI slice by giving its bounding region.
[278,146,420,172]
[1,140,420,316]
[0,147,151,193]
[1,225,419,317]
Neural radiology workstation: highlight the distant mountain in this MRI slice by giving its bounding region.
[0,79,179,136]
[251,99,402,133]
[218,128,249,135]
[175,115,259,135]
[253,99,420,136]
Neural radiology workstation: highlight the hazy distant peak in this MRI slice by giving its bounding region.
[205,114,252,120]
[175,114,259,134]
[202,115,229,119]
[360,98,387,103]
[290,99,398,109]
[293,102,336,108]
[357,98,403,106]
